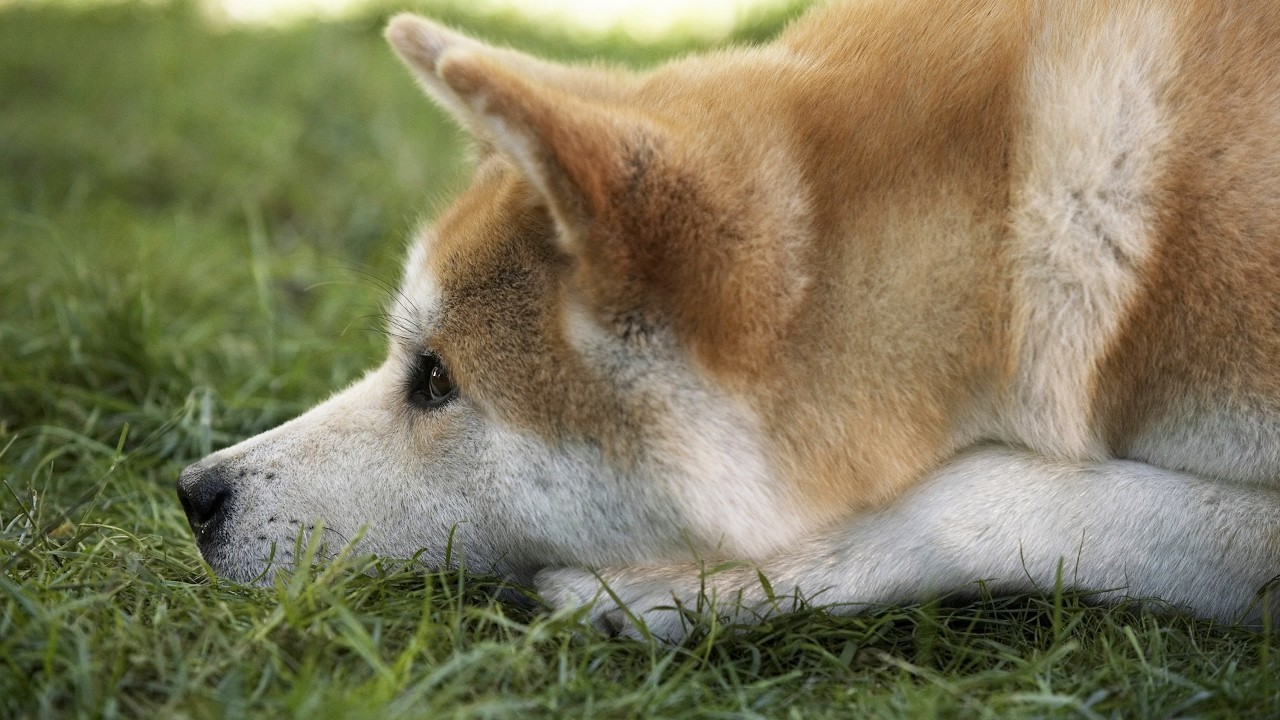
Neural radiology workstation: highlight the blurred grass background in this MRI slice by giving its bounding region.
[1,1,1278,717]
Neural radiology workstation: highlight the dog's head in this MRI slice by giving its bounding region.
[177,16,823,584]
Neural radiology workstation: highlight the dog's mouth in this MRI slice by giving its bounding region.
[187,520,550,604]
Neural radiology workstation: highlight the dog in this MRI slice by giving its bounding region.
[178,0,1280,640]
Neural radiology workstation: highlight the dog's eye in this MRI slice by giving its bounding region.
[408,352,457,409]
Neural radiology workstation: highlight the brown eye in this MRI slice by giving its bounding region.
[409,352,457,409]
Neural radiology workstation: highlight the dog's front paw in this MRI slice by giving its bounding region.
[534,563,764,643]
[534,566,694,641]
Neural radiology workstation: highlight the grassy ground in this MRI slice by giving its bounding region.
[2,2,1278,717]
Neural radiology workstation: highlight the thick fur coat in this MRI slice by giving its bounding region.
[179,0,1280,639]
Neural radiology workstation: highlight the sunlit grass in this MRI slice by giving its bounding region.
[4,0,800,40]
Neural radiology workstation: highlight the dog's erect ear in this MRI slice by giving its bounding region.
[384,15,485,129]
[385,14,641,241]
[386,15,810,376]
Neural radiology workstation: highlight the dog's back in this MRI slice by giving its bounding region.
[180,0,1280,638]
[604,0,1280,504]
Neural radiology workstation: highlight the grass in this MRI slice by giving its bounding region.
[2,2,1278,717]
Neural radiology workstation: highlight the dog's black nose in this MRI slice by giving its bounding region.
[177,464,234,537]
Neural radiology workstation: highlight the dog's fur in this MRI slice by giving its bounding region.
[179,0,1280,639]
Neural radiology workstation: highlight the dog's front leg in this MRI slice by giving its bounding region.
[536,445,1280,641]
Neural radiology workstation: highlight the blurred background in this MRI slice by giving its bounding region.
[5,9,1277,720]
[0,0,808,472]
[208,0,799,42]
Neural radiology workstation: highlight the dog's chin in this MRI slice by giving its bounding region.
[195,534,544,594]
[196,541,294,586]
[193,517,377,586]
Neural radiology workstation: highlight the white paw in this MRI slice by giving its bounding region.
[534,566,710,642]
[534,563,771,642]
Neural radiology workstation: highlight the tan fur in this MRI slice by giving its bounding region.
[394,0,1280,508]
[1095,1,1280,482]
[387,0,1031,513]
[179,0,1280,630]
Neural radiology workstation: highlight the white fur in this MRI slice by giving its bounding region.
[1127,406,1280,486]
[187,285,815,584]
[562,298,818,558]
[658,393,815,558]
[188,361,809,584]
[539,446,1280,641]
[391,235,443,341]
[1004,5,1175,459]
[180,4,1280,640]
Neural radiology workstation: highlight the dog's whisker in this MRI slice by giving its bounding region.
[178,1,1280,643]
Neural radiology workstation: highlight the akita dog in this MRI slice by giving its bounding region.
[179,0,1280,639]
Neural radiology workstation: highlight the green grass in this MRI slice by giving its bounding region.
[2,2,1278,717]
